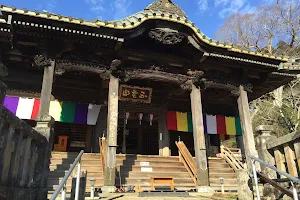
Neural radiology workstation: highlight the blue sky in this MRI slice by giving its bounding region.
[1,0,274,38]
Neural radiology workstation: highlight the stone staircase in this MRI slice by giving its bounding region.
[47,152,237,195]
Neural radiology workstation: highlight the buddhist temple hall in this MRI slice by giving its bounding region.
[1,0,300,192]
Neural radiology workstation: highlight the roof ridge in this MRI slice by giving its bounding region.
[0,4,289,62]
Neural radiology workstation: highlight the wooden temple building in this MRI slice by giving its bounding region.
[1,0,300,192]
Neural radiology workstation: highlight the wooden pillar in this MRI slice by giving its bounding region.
[190,84,209,187]
[159,105,170,156]
[34,59,56,199]
[237,86,260,170]
[36,60,55,121]
[103,74,119,189]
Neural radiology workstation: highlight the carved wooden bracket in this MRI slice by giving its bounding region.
[33,55,52,67]
[200,78,253,96]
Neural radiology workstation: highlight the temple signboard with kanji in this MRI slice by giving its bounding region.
[119,85,153,103]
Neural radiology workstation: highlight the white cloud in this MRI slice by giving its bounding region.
[197,0,256,18]
[85,0,131,20]
[112,0,131,20]
[218,0,249,18]
[85,0,105,12]
[214,0,229,6]
[197,0,208,12]
[46,0,57,11]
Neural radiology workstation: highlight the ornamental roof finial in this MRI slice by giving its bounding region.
[146,0,187,18]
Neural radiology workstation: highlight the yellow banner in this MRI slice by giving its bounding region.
[176,112,188,132]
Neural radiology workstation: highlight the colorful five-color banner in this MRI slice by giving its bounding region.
[167,111,242,135]
[3,96,101,125]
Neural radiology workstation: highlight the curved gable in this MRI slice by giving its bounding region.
[0,2,289,62]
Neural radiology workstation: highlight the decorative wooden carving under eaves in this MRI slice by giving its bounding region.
[146,0,187,17]
[124,69,189,85]
[34,55,52,67]
[149,28,185,45]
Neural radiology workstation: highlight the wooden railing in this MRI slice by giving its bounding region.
[267,132,300,178]
[99,137,107,175]
[175,141,197,187]
[220,145,244,171]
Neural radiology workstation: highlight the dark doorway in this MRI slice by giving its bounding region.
[170,131,194,156]
[117,120,159,155]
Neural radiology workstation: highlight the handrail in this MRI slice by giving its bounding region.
[249,154,300,184]
[175,141,197,187]
[50,150,84,200]
[220,146,244,171]
[100,137,107,175]
[249,154,299,200]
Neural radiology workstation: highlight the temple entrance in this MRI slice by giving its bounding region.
[117,119,159,155]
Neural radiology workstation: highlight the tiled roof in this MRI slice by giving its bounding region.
[0,4,290,62]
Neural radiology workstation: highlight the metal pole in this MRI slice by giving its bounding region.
[248,154,300,184]
[50,150,84,200]
[291,182,299,200]
[252,160,261,200]
[61,183,67,200]
[75,159,81,200]
[90,178,96,200]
